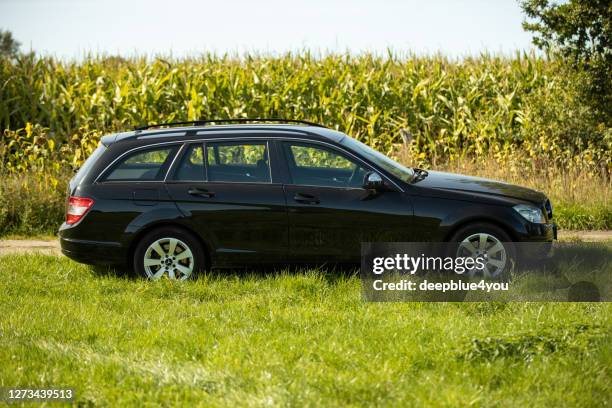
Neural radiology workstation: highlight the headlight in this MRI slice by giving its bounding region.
[513,204,546,224]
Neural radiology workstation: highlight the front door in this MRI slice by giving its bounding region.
[281,141,413,263]
[165,140,288,265]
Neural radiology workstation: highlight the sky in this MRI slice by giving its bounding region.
[0,0,535,59]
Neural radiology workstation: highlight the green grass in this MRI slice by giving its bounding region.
[0,255,610,406]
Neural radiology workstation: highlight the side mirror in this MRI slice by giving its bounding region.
[363,171,384,191]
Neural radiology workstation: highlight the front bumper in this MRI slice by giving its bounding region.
[522,222,557,241]
[515,222,557,260]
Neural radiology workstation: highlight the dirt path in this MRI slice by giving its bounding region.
[0,239,61,256]
[558,230,612,242]
[0,230,610,256]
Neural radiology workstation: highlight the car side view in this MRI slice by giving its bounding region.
[59,119,557,280]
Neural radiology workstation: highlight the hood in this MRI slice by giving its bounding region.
[414,170,546,204]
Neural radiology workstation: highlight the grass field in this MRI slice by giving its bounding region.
[1,255,610,406]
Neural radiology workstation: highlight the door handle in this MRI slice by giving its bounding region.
[188,187,215,198]
[294,193,320,205]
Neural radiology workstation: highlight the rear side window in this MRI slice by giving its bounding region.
[206,141,270,183]
[104,145,178,181]
[174,144,204,181]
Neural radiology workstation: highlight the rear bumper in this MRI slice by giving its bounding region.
[60,236,126,266]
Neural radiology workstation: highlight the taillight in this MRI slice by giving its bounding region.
[66,196,94,225]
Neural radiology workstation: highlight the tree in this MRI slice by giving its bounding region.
[520,0,611,125]
[0,30,20,58]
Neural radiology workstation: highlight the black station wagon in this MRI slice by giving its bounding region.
[60,119,556,280]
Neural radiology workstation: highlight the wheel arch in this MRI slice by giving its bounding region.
[126,221,213,270]
[442,216,519,242]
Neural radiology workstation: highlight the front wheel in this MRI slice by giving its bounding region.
[133,227,205,280]
[449,223,516,280]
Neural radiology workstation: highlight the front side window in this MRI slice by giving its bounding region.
[104,146,177,181]
[340,137,414,183]
[206,141,270,183]
[283,142,368,188]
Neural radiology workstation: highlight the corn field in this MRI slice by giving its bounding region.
[0,52,610,174]
[0,52,610,234]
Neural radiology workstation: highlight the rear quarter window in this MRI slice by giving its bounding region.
[103,145,179,181]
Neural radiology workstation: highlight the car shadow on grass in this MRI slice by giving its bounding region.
[218,263,360,284]
[89,264,134,279]
[88,262,360,285]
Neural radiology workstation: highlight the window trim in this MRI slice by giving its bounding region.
[96,144,180,183]
[93,135,403,191]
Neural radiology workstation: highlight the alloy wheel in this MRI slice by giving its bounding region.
[456,233,508,278]
[143,237,194,280]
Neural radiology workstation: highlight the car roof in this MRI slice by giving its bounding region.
[100,124,347,146]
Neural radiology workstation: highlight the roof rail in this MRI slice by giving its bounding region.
[134,118,327,131]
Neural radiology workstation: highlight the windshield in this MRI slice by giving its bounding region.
[341,137,414,183]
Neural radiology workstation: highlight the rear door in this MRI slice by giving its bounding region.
[165,139,288,265]
[280,140,413,263]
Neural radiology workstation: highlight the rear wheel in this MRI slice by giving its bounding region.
[449,223,516,279]
[133,227,205,280]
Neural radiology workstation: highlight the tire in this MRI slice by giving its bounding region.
[133,226,206,280]
[448,222,516,280]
